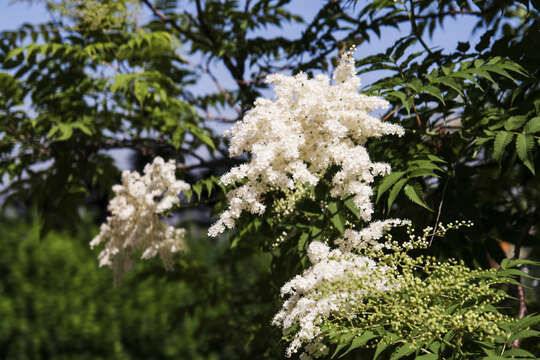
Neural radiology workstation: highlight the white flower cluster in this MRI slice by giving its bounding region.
[90,157,190,282]
[272,241,401,359]
[208,49,404,237]
[335,218,411,252]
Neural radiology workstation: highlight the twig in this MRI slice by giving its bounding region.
[412,102,422,127]
[429,176,449,246]
[512,285,527,349]
[382,105,399,121]
[140,0,185,36]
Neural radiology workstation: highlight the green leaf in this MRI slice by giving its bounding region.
[512,314,540,331]
[497,268,539,280]
[387,178,407,212]
[387,91,412,115]
[502,348,535,358]
[331,333,356,358]
[5,46,25,61]
[373,339,391,360]
[328,201,345,234]
[437,77,465,97]
[53,123,73,141]
[504,115,527,131]
[407,169,438,178]
[134,81,148,106]
[415,354,438,360]
[501,258,540,269]
[204,179,214,196]
[524,117,540,134]
[390,343,416,360]
[404,184,432,211]
[374,334,397,360]
[493,131,514,160]
[187,124,216,150]
[377,171,405,203]
[421,85,445,105]
[344,198,361,219]
[426,154,446,163]
[73,122,92,136]
[339,331,377,358]
[192,183,203,200]
[508,329,540,343]
[407,160,443,172]
[297,232,309,252]
[516,133,535,174]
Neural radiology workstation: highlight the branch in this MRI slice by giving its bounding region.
[415,10,482,19]
[407,0,443,68]
[512,285,527,349]
[429,176,449,246]
[140,0,185,35]
[177,156,244,171]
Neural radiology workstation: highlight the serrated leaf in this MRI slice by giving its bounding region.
[426,154,446,163]
[421,85,445,105]
[344,198,361,219]
[437,77,464,97]
[524,117,540,134]
[508,329,540,343]
[493,131,514,160]
[504,115,527,131]
[297,232,309,252]
[56,123,73,141]
[192,183,203,200]
[74,122,92,136]
[498,268,539,280]
[387,91,412,115]
[339,331,377,358]
[407,169,438,178]
[407,160,443,172]
[5,47,25,61]
[387,178,407,212]
[512,314,540,331]
[331,333,356,358]
[187,124,216,150]
[390,343,416,360]
[415,354,437,360]
[502,258,540,269]
[377,171,405,203]
[204,179,213,196]
[516,133,535,174]
[404,184,432,211]
[502,348,535,358]
[134,81,148,106]
[328,201,345,234]
[374,334,397,360]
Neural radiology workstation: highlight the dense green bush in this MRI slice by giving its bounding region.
[0,219,276,359]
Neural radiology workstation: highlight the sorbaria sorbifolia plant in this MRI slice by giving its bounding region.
[94,51,540,359]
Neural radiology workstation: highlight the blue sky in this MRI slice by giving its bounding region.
[0,1,482,170]
[0,1,482,62]
[0,1,483,91]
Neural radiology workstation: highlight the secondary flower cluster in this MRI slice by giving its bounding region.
[90,157,190,282]
[273,221,509,360]
[272,240,401,358]
[208,49,404,237]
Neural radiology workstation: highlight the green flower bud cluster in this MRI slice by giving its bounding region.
[277,221,519,359]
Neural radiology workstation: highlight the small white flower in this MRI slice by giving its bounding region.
[90,157,190,282]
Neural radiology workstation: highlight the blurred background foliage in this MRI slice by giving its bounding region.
[0,216,281,359]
